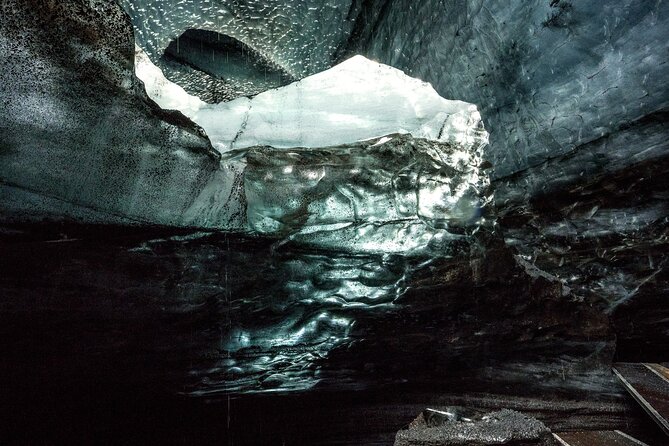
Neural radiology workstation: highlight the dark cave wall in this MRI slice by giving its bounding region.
[0,6,666,444]
[0,0,226,226]
[346,0,669,177]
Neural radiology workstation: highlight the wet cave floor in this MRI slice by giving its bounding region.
[0,224,666,445]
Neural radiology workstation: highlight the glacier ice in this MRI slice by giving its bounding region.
[2,0,495,255]
[160,29,296,102]
[351,0,669,177]
[135,45,207,116]
[197,55,486,153]
[135,50,492,252]
[243,134,490,254]
[125,0,669,178]
[121,0,357,99]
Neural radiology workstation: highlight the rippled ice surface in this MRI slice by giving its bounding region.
[175,235,428,395]
[4,227,435,395]
[1,219,621,401]
[2,221,655,443]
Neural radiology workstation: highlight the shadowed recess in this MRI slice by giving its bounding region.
[161,28,295,102]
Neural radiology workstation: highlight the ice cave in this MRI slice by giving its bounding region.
[1,1,668,445]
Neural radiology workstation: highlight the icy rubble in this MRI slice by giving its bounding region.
[135,51,491,252]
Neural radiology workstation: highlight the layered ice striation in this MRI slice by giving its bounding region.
[0,0,226,228]
[137,51,491,252]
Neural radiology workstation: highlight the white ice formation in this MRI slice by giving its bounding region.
[135,49,487,154]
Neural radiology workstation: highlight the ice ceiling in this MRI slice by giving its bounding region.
[123,0,669,177]
[118,0,669,255]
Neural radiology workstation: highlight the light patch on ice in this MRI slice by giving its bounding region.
[134,46,205,117]
[372,136,393,146]
[134,50,487,153]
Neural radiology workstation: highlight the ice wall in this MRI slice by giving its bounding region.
[0,0,232,228]
[1,0,491,253]
[350,0,669,177]
[135,50,492,251]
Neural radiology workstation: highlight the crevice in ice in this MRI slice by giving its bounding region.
[230,101,252,151]
[0,179,149,226]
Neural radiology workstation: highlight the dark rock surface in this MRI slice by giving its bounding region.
[0,223,614,397]
[323,229,615,398]
[495,134,669,363]
[395,409,556,446]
